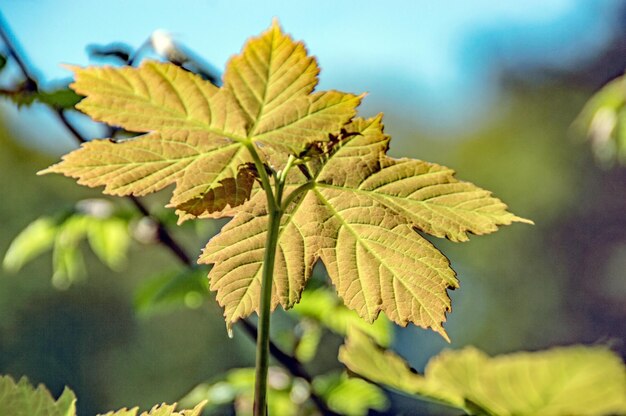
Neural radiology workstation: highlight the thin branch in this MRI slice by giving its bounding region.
[0,12,37,89]
[127,195,193,266]
[55,108,87,143]
[0,14,336,416]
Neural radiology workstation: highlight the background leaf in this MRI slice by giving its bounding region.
[291,287,392,347]
[3,216,58,273]
[339,329,626,416]
[3,204,132,288]
[312,371,388,415]
[575,74,626,166]
[0,375,76,416]
[134,267,209,314]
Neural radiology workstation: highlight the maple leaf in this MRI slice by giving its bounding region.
[201,115,529,338]
[40,20,362,217]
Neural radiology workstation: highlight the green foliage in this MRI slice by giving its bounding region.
[0,85,81,109]
[179,367,387,415]
[134,266,209,314]
[339,329,626,416]
[312,371,388,415]
[291,287,391,347]
[576,74,626,166]
[2,18,548,416]
[0,375,206,416]
[180,367,306,415]
[3,200,131,288]
[0,375,76,416]
[3,217,57,273]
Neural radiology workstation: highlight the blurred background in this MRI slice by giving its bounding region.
[0,0,625,414]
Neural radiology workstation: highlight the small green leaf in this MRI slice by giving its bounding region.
[339,329,626,416]
[37,88,83,109]
[294,319,322,362]
[0,375,76,416]
[292,288,392,347]
[0,86,82,109]
[576,75,626,166]
[0,54,7,72]
[3,217,58,272]
[313,371,388,415]
[52,215,89,288]
[134,267,209,314]
[86,217,130,270]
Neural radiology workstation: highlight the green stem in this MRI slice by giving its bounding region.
[248,150,305,415]
[245,141,276,212]
[253,203,282,416]
[281,181,314,212]
[245,141,283,416]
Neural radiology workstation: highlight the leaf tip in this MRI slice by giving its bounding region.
[514,216,534,226]
[270,16,281,30]
[436,326,451,343]
[60,63,82,74]
[36,165,54,175]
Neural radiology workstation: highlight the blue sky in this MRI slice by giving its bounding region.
[1,0,622,138]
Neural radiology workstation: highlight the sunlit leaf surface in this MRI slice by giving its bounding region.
[42,20,528,338]
[41,20,361,218]
[0,375,76,416]
[339,329,626,416]
[202,116,528,338]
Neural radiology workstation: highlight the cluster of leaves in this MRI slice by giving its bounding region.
[40,20,529,340]
[4,329,625,416]
[576,73,626,166]
[340,329,626,416]
[0,375,205,416]
[2,17,625,416]
[3,199,131,288]
[179,367,386,415]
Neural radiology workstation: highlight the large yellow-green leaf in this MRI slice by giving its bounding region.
[201,115,528,338]
[41,21,361,215]
[339,329,626,416]
[0,375,76,416]
[200,192,313,330]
